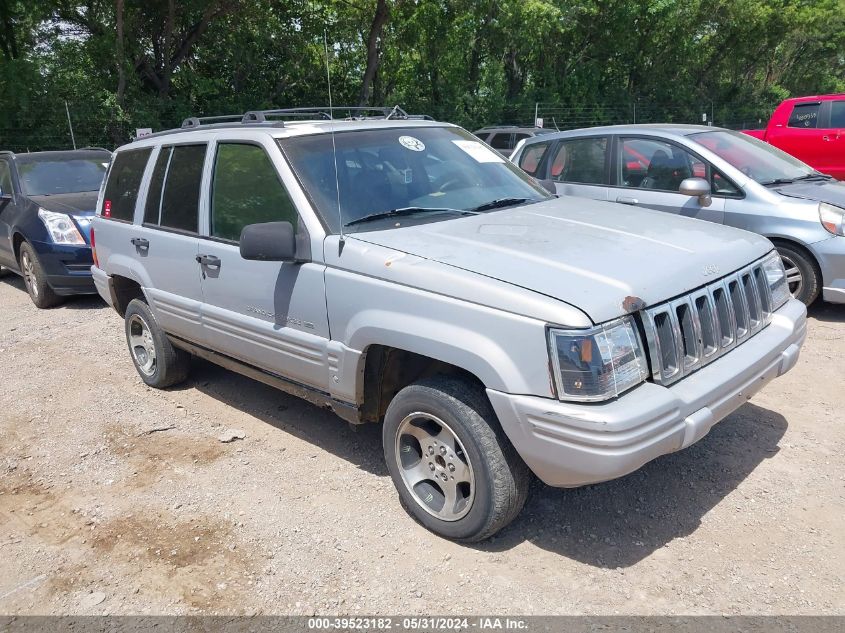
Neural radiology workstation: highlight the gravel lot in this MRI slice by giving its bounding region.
[0,273,842,615]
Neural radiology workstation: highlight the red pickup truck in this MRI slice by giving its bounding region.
[743,94,845,179]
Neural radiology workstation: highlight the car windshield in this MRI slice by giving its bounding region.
[17,157,109,196]
[689,130,815,185]
[279,126,549,232]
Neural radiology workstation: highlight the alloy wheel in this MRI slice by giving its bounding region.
[128,314,157,376]
[394,413,475,521]
[20,250,38,299]
[780,253,803,298]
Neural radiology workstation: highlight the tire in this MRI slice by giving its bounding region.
[775,243,820,306]
[18,242,62,309]
[124,298,190,388]
[382,375,531,542]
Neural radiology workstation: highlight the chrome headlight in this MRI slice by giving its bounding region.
[819,202,844,236]
[763,251,790,310]
[548,316,649,402]
[38,208,85,245]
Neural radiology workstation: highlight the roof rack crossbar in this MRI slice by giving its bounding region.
[181,114,244,129]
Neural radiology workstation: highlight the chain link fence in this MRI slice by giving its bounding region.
[0,99,781,153]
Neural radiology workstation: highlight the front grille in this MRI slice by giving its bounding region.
[641,259,773,386]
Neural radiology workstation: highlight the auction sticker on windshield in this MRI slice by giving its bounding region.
[399,136,426,151]
[453,139,505,163]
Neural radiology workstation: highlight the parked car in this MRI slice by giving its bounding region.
[91,108,805,541]
[510,124,845,305]
[474,125,554,155]
[0,148,111,307]
[743,94,845,179]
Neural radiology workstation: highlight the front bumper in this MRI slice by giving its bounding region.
[487,298,807,488]
[30,239,96,296]
[811,235,845,303]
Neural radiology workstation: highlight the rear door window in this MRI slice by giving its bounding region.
[830,101,845,128]
[551,137,608,185]
[788,103,820,129]
[143,144,206,233]
[489,133,513,151]
[210,143,298,242]
[102,148,152,222]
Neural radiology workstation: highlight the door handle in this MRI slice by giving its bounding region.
[616,196,639,205]
[823,135,832,142]
[130,237,149,248]
[196,254,221,267]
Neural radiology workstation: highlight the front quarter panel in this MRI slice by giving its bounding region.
[323,236,560,399]
[724,193,831,246]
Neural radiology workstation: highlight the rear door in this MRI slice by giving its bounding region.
[132,143,206,342]
[197,139,331,391]
[817,100,845,177]
[767,101,826,168]
[609,136,726,222]
[0,157,17,266]
[545,136,609,200]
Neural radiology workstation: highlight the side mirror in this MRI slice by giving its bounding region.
[239,221,297,262]
[0,186,10,201]
[679,177,712,206]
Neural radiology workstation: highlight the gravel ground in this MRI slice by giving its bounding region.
[0,272,842,615]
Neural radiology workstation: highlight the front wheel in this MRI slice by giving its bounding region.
[19,242,62,308]
[383,376,530,542]
[776,244,820,306]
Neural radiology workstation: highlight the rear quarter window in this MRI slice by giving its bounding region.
[102,148,152,222]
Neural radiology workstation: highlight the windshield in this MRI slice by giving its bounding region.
[279,126,550,232]
[18,158,108,196]
[690,130,815,185]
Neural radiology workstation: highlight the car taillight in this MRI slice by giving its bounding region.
[91,226,99,268]
[103,199,112,218]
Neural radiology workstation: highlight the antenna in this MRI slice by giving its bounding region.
[324,30,344,246]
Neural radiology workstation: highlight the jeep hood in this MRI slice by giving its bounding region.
[350,197,773,324]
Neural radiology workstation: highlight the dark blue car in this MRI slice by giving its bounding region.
[0,149,110,307]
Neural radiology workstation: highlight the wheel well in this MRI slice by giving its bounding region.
[359,345,485,423]
[768,237,822,277]
[111,275,145,317]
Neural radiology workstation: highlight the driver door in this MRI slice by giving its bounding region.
[0,158,18,267]
[197,139,331,391]
[611,136,725,223]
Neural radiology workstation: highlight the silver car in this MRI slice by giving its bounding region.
[510,124,845,305]
[91,110,805,541]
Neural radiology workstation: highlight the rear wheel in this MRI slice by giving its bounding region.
[19,242,62,309]
[775,243,820,306]
[383,376,530,542]
[124,298,190,388]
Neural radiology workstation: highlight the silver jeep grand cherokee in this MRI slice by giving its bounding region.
[90,107,807,541]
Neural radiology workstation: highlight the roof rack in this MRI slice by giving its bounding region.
[178,105,432,130]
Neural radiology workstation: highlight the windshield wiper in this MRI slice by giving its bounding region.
[761,173,832,186]
[468,197,533,212]
[344,207,476,227]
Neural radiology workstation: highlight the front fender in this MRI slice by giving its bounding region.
[325,267,555,399]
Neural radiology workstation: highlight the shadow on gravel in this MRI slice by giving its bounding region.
[180,354,788,567]
[481,402,788,567]
[183,357,388,476]
[0,272,106,310]
[808,302,845,323]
